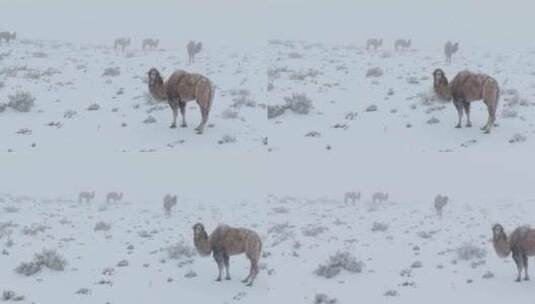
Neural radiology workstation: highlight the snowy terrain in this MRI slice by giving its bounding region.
[0,39,267,152]
[2,34,535,304]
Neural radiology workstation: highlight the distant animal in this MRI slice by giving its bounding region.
[106,192,123,203]
[372,192,388,203]
[78,191,95,203]
[114,38,131,52]
[366,38,382,51]
[492,224,535,282]
[395,39,411,51]
[187,41,202,63]
[433,194,449,216]
[193,223,262,286]
[163,194,177,216]
[142,38,159,50]
[444,41,459,63]
[0,32,16,44]
[147,68,214,134]
[432,69,500,133]
[344,191,361,205]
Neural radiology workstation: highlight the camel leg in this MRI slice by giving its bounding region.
[513,251,523,282]
[247,259,259,286]
[523,254,530,281]
[241,259,254,284]
[223,253,231,280]
[195,106,210,134]
[179,101,187,128]
[169,100,178,128]
[453,100,463,128]
[213,252,224,282]
[463,102,472,127]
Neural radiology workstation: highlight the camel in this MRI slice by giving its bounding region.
[0,32,16,44]
[193,223,262,286]
[433,68,500,133]
[106,192,123,203]
[372,192,388,204]
[142,39,159,50]
[444,41,459,63]
[147,68,214,134]
[163,194,177,216]
[366,38,382,51]
[78,191,95,203]
[114,38,130,52]
[344,191,361,205]
[434,194,448,216]
[492,224,535,282]
[395,39,411,51]
[187,41,202,63]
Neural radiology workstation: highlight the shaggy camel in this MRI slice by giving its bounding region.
[344,191,361,205]
[0,32,16,44]
[366,38,382,51]
[114,38,130,52]
[444,41,459,63]
[193,223,262,286]
[106,192,123,203]
[142,39,159,50]
[147,68,214,134]
[372,192,388,204]
[492,224,535,282]
[433,69,500,133]
[395,39,411,51]
[433,194,448,216]
[187,41,202,63]
[163,194,177,216]
[78,191,95,203]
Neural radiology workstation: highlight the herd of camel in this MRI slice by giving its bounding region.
[75,190,535,286]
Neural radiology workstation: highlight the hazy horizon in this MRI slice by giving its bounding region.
[1,0,534,49]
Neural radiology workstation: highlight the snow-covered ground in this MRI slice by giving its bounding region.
[2,36,535,304]
[0,39,267,152]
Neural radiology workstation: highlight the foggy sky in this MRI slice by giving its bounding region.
[0,0,533,48]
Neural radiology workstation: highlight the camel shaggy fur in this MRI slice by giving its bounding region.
[433,194,449,216]
[114,38,130,52]
[395,39,411,51]
[147,68,214,134]
[444,41,459,63]
[366,38,382,51]
[433,69,500,133]
[78,191,95,203]
[193,223,262,286]
[163,194,177,216]
[492,224,535,282]
[142,39,159,50]
[344,191,361,205]
[187,41,202,63]
[106,192,123,203]
[0,32,16,44]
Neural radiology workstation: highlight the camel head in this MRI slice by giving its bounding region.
[193,223,208,239]
[453,42,459,51]
[492,223,506,240]
[148,68,163,86]
[433,68,452,101]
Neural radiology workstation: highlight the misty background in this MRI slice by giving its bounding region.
[0,0,533,49]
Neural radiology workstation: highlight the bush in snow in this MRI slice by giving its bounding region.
[94,221,111,232]
[509,133,526,144]
[8,91,35,112]
[64,109,77,119]
[167,241,195,260]
[222,109,239,120]
[456,243,486,261]
[15,262,42,276]
[314,293,337,304]
[0,103,6,113]
[15,249,67,276]
[87,103,100,111]
[284,93,313,115]
[218,134,236,145]
[371,222,389,232]
[302,225,328,237]
[267,105,288,119]
[103,67,121,77]
[143,115,157,124]
[314,251,364,279]
[366,67,383,78]
[365,104,378,112]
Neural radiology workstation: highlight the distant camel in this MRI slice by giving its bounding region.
[193,223,262,286]
[114,38,131,52]
[433,194,448,216]
[106,192,123,203]
[163,194,177,216]
[142,39,159,50]
[78,191,95,203]
[395,39,411,51]
[372,192,388,203]
[187,41,202,63]
[433,68,500,133]
[492,224,535,282]
[0,32,16,44]
[444,41,459,63]
[366,38,382,51]
[344,191,361,205]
